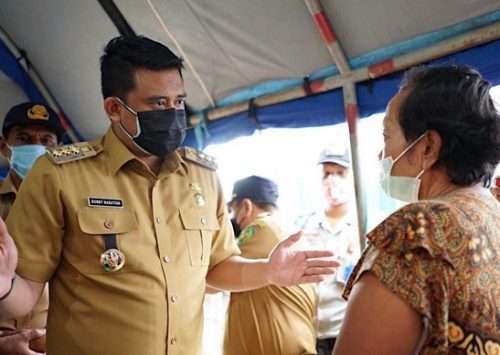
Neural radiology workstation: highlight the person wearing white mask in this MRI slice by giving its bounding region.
[0,102,65,354]
[334,65,500,354]
[295,145,360,355]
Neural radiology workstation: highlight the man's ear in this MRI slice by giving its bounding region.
[0,136,11,159]
[422,130,442,170]
[241,198,253,218]
[103,97,122,123]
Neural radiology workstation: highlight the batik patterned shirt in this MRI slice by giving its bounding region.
[344,192,499,354]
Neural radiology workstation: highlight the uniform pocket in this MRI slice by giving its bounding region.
[179,208,219,266]
[75,207,139,274]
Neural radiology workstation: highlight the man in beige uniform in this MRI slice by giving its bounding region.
[0,36,337,355]
[224,176,317,355]
[0,102,65,353]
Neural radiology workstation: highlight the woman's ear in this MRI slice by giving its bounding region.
[422,130,442,169]
[103,97,122,123]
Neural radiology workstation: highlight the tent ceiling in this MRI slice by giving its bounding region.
[0,0,499,139]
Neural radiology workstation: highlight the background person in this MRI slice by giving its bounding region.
[334,65,500,354]
[224,175,317,355]
[0,102,65,354]
[295,145,360,355]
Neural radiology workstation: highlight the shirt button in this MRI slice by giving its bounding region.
[156,217,162,224]
[104,220,113,229]
[170,336,177,345]
[201,218,207,225]
[163,255,170,263]
[171,294,178,302]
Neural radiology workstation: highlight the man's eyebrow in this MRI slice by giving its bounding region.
[146,94,187,101]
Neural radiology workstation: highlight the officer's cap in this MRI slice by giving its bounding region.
[317,144,351,168]
[2,102,66,140]
[229,175,279,205]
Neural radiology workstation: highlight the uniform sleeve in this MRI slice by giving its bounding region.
[343,202,455,346]
[6,156,65,283]
[238,222,281,259]
[208,175,240,268]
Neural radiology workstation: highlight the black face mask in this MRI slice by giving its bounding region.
[231,218,242,239]
[116,98,187,158]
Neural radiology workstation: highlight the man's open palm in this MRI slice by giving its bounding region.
[268,231,340,286]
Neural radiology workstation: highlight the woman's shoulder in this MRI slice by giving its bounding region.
[367,192,498,264]
[366,198,460,263]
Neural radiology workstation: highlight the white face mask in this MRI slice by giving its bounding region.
[378,133,426,203]
[323,174,350,206]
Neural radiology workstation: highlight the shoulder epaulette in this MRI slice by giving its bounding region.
[46,142,103,165]
[178,147,218,170]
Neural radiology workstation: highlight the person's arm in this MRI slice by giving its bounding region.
[206,231,339,292]
[0,218,44,318]
[333,273,423,355]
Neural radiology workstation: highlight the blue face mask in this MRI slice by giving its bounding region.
[10,145,47,179]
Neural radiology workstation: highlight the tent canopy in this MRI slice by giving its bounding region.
[0,0,499,144]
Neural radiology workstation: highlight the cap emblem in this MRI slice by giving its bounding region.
[27,105,50,121]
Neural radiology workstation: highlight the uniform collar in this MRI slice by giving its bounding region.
[105,128,136,175]
[318,210,356,235]
[105,127,187,177]
[0,173,18,196]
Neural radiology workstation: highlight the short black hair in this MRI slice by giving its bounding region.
[100,36,184,100]
[398,65,500,187]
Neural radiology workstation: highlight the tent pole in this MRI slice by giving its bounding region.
[344,81,366,249]
[304,0,366,248]
[189,22,500,125]
[0,26,81,142]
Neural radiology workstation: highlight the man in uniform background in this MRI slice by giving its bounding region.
[0,102,65,354]
[296,145,360,355]
[224,176,317,355]
[0,36,337,355]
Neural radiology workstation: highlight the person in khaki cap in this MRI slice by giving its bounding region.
[224,176,317,355]
[0,101,65,354]
[0,36,338,355]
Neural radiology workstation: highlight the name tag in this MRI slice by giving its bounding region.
[87,197,123,208]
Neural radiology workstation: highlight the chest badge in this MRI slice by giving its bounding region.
[189,182,202,192]
[100,234,125,272]
[194,193,206,206]
[100,248,125,272]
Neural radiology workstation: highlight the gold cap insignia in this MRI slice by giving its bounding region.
[27,105,50,121]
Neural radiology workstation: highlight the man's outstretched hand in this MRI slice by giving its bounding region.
[0,218,17,297]
[268,231,340,286]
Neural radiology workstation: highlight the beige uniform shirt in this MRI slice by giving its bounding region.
[6,128,240,355]
[0,173,49,331]
[223,213,317,355]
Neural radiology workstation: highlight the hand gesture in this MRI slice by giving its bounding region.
[0,218,17,296]
[0,329,46,354]
[268,231,340,286]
